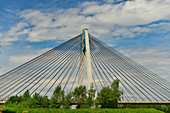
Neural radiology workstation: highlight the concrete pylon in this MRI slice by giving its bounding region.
[78,28,93,89]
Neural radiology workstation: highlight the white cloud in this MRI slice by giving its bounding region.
[110,22,170,39]
[132,27,151,33]
[8,22,29,35]
[0,22,29,46]
[112,28,135,38]
[25,45,32,49]
[107,43,116,47]
[82,0,170,25]
[0,0,167,43]
[1,0,170,83]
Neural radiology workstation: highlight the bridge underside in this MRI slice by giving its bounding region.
[0,32,170,102]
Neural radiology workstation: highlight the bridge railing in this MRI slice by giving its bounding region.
[0,98,6,104]
[118,101,170,105]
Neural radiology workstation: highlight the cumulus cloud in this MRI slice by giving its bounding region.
[1,0,170,83]
[111,22,170,39]
[0,22,29,45]
[0,0,168,43]
[112,28,135,38]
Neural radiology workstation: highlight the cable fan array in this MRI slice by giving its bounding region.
[0,33,170,102]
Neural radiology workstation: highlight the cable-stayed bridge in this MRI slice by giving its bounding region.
[0,29,170,104]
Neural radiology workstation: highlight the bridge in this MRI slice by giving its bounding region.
[0,29,170,104]
[0,98,5,105]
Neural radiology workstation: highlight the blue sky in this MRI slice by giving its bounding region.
[0,0,170,81]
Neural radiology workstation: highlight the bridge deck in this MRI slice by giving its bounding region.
[0,101,5,105]
[119,101,170,105]
[1,100,170,105]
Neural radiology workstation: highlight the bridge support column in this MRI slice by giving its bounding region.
[84,29,93,89]
[78,28,93,89]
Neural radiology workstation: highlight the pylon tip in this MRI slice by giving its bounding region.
[82,28,88,32]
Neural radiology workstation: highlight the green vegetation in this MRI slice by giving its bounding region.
[72,85,87,108]
[3,79,122,109]
[50,86,64,108]
[98,79,122,108]
[2,79,169,113]
[119,104,170,113]
[86,83,96,108]
[2,108,164,113]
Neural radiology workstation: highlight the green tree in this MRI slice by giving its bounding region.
[50,85,64,108]
[87,83,96,108]
[110,79,123,108]
[97,79,122,108]
[32,93,42,108]
[62,93,72,109]
[72,85,87,109]
[22,90,31,101]
[98,87,112,108]
[42,96,50,108]
[5,95,22,105]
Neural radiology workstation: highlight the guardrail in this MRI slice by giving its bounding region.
[0,98,6,104]
[1,100,170,105]
[118,101,170,105]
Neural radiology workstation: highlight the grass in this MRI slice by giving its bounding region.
[2,108,164,113]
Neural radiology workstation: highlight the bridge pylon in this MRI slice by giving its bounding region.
[78,28,93,89]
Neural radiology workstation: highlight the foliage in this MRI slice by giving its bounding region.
[62,93,72,109]
[72,85,87,109]
[97,79,123,108]
[4,90,50,108]
[2,108,164,113]
[41,96,50,108]
[50,86,64,108]
[121,104,170,113]
[87,83,96,108]
[4,80,123,109]
[22,90,31,101]
[5,95,22,105]
[97,87,112,108]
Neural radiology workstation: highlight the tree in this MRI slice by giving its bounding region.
[98,87,112,108]
[32,93,43,108]
[5,95,22,105]
[87,83,96,108]
[62,93,72,109]
[50,85,64,108]
[72,85,87,109]
[22,90,31,101]
[97,79,122,108]
[42,96,50,108]
[110,79,123,108]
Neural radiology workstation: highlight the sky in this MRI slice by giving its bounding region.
[0,0,170,82]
